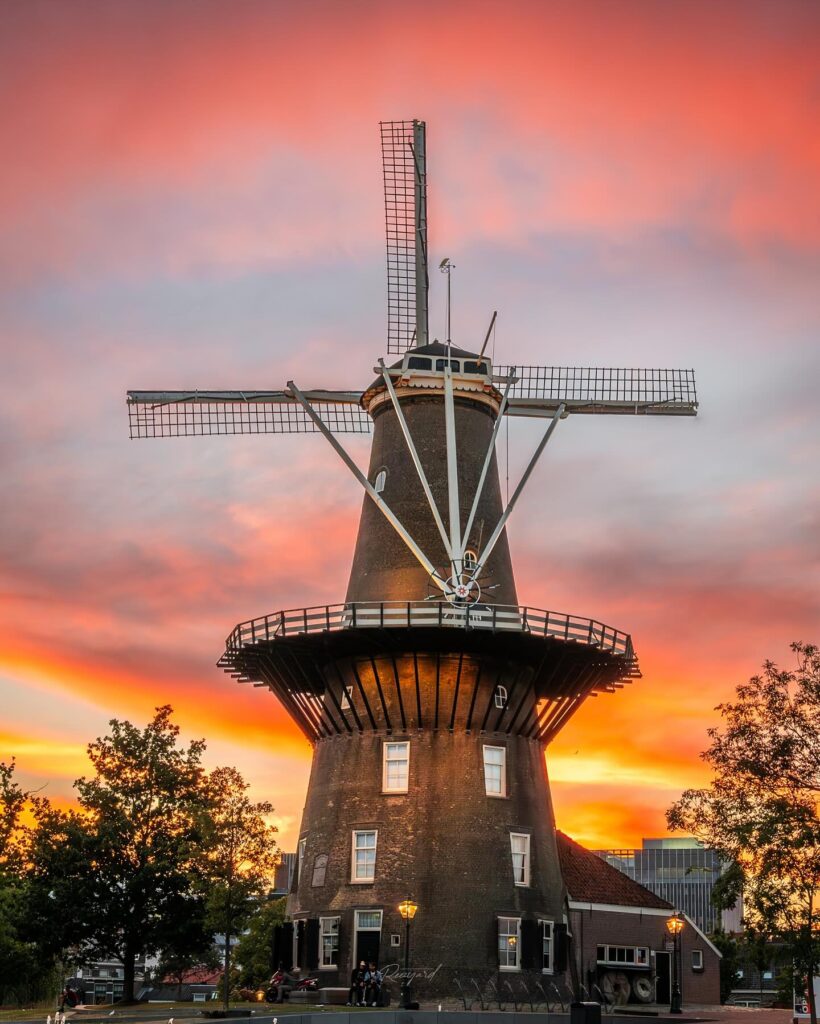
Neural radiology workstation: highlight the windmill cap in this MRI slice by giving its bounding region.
[386,340,481,369]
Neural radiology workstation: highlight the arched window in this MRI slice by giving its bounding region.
[374,469,387,494]
[311,854,328,887]
[464,549,478,574]
[495,685,508,709]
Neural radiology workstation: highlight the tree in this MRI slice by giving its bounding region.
[234,897,287,987]
[201,766,279,1010]
[28,707,213,1002]
[709,928,741,1004]
[668,643,820,1024]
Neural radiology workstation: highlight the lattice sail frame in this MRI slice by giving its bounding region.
[381,120,428,354]
[127,391,370,437]
[126,366,697,439]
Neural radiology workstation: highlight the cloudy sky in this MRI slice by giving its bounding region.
[1,0,818,850]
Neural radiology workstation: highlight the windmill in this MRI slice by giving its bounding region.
[127,120,697,991]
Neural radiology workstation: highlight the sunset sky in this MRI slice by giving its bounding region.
[1,0,818,851]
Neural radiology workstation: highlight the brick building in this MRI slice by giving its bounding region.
[559,832,721,1006]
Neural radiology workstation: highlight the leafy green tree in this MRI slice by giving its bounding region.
[28,707,213,1002]
[234,897,287,987]
[201,766,279,1010]
[709,928,741,1004]
[0,760,62,1006]
[668,643,820,1024]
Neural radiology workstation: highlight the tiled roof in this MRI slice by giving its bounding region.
[557,831,672,910]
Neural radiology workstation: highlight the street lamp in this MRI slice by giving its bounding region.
[666,911,685,1014]
[398,898,419,1009]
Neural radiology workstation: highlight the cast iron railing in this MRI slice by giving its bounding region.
[224,601,633,660]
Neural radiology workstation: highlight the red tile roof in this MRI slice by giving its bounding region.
[557,831,673,910]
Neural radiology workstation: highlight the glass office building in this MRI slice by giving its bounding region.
[593,838,737,933]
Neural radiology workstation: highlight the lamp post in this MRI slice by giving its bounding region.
[666,911,685,1014]
[398,898,418,1009]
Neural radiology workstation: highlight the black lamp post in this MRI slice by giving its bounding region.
[398,898,418,1009]
[666,911,685,1014]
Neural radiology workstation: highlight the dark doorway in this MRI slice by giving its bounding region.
[655,951,671,1005]
[356,930,380,967]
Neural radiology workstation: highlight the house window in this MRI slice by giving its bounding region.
[311,854,328,887]
[483,745,506,797]
[464,549,478,574]
[297,837,307,884]
[355,910,382,930]
[540,919,554,973]
[596,945,649,966]
[498,916,521,970]
[340,685,353,711]
[374,469,387,494]
[692,949,703,970]
[319,917,340,968]
[383,741,409,793]
[495,685,508,709]
[510,832,531,886]
[352,830,378,882]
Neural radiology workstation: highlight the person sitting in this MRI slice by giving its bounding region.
[365,962,383,1007]
[347,961,366,1006]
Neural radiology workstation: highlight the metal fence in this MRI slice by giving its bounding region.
[224,601,633,658]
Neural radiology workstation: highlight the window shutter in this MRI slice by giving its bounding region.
[305,919,320,970]
[296,919,306,969]
[521,919,539,970]
[553,923,569,973]
[272,922,294,971]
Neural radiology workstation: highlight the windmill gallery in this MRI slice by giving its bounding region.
[127,121,708,1001]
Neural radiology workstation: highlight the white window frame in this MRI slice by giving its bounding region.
[351,829,378,883]
[692,949,703,970]
[319,916,340,970]
[374,469,387,493]
[510,832,531,887]
[498,916,521,971]
[297,836,307,884]
[539,919,554,974]
[495,684,508,709]
[340,684,353,710]
[353,909,383,968]
[596,944,649,966]
[483,744,506,797]
[464,549,478,573]
[382,740,410,793]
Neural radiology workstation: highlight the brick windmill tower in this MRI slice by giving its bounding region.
[127,121,697,994]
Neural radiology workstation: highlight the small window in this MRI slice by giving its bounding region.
[510,832,531,886]
[495,685,508,709]
[498,916,521,970]
[464,360,488,375]
[407,356,432,370]
[540,920,554,974]
[297,837,307,883]
[390,934,401,947]
[311,854,328,887]
[352,830,378,883]
[464,549,478,574]
[483,745,506,797]
[319,917,340,968]
[692,949,703,971]
[340,685,353,711]
[383,741,409,793]
[374,469,387,494]
[435,358,461,372]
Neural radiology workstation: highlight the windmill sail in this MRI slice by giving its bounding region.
[127,390,370,437]
[381,120,428,354]
[495,365,698,416]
